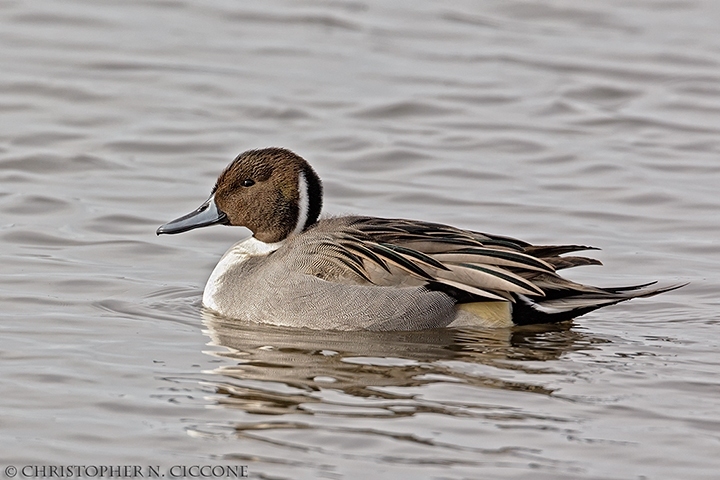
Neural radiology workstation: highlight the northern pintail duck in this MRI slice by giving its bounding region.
[157,148,681,331]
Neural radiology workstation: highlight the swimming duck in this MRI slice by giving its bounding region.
[157,148,680,331]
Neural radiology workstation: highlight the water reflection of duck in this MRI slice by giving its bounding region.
[202,311,604,417]
[158,148,682,330]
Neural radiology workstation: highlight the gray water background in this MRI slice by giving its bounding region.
[1,1,719,478]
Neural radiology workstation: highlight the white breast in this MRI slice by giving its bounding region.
[202,236,284,312]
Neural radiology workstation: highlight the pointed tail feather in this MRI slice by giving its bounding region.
[511,283,687,325]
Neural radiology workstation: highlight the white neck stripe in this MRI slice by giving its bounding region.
[293,170,309,236]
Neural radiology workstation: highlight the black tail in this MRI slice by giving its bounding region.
[511,282,687,326]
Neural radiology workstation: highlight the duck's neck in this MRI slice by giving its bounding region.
[222,237,284,267]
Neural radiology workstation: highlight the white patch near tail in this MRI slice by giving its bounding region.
[518,293,627,314]
[517,294,568,315]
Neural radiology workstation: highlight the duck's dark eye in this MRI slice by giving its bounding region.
[241,179,255,187]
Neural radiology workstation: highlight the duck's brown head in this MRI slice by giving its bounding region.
[157,148,323,243]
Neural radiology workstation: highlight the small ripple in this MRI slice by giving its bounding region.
[0,153,121,173]
[477,137,547,154]
[676,80,720,97]
[567,209,643,224]
[641,52,718,68]
[313,135,374,152]
[344,148,433,172]
[427,167,510,182]
[104,140,224,155]
[222,452,319,469]
[618,192,676,206]
[2,230,86,247]
[94,294,200,328]
[562,84,641,108]
[639,160,720,174]
[222,10,361,31]
[535,99,584,117]
[578,115,720,134]
[441,11,501,29]
[85,214,161,235]
[2,194,71,215]
[575,163,625,175]
[0,102,33,113]
[527,154,578,166]
[497,3,638,33]
[673,140,720,153]
[12,131,85,147]
[437,93,518,106]
[243,105,311,120]
[11,12,115,28]
[3,81,109,102]
[351,101,460,119]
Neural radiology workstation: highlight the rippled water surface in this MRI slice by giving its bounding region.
[2,0,719,478]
